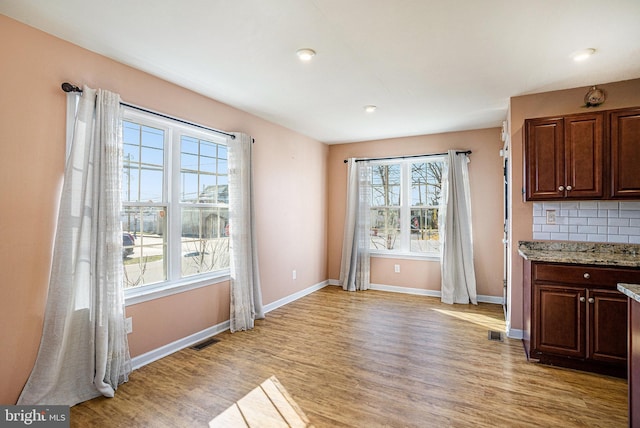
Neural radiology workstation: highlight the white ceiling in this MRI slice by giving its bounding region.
[2,0,640,144]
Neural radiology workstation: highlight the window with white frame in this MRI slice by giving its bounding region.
[370,156,444,256]
[121,108,230,294]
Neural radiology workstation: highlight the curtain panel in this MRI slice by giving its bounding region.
[228,133,264,332]
[18,86,131,405]
[439,150,478,305]
[339,159,372,291]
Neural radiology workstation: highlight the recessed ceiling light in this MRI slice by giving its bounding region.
[571,48,596,62]
[296,48,316,61]
[364,105,377,113]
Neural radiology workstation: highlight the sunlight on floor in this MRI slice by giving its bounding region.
[431,308,506,332]
[209,376,312,428]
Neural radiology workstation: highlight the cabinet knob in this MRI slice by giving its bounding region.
[588,298,595,304]
[558,185,565,191]
[566,185,573,191]
[583,272,590,279]
[580,296,586,302]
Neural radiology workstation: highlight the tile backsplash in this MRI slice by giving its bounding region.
[532,201,640,244]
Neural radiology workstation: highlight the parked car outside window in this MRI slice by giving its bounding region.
[123,233,135,258]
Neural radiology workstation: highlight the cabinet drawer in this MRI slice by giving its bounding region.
[533,263,640,288]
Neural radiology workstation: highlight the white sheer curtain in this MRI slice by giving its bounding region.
[339,159,372,291]
[18,86,131,405]
[228,133,264,332]
[440,150,477,304]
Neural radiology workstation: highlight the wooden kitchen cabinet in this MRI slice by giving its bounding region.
[524,261,635,377]
[610,108,640,198]
[524,106,640,201]
[589,288,628,364]
[534,284,585,358]
[525,112,604,200]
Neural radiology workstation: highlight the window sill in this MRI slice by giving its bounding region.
[370,252,440,262]
[125,269,230,306]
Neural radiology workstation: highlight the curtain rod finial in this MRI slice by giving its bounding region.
[61,82,82,93]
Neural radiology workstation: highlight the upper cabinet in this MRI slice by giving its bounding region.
[610,108,640,198]
[524,107,640,201]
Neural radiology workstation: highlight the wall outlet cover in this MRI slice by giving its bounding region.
[546,210,556,224]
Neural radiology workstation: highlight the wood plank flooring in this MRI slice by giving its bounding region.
[71,286,627,427]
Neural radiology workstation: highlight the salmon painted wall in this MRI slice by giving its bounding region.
[507,78,640,332]
[327,128,505,298]
[0,15,328,404]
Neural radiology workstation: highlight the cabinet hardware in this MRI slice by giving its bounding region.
[583,273,591,279]
[580,296,586,302]
[566,185,573,191]
[588,298,595,304]
[558,185,565,191]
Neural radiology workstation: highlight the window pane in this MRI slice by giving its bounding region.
[371,164,401,207]
[412,161,443,206]
[217,183,229,204]
[410,208,440,253]
[180,136,227,204]
[181,152,198,173]
[181,206,230,277]
[140,166,163,202]
[122,206,167,288]
[181,136,198,155]
[200,176,217,202]
[370,208,400,250]
[141,125,164,149]
[411,163,428,206]
[372,185,386,206]
[122,165,138,203]
[200,140,217,159]
[180,172,197,203]
[122,121,164,203]
[388,184,400,206]
[218,157,228,175]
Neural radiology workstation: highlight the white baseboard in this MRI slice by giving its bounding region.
[131,280,329,370]
[131,320,230,370]
[506,324,524,340]
[330,280,504,305]
[370,283,441,297]
[263,280,329,313]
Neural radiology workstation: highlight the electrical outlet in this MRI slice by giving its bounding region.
[546,210,556,224]
[394,264,400,273]
[292,270,297,280]
[125,317,133,334]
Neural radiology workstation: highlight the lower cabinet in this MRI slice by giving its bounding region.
[524,261,637,377]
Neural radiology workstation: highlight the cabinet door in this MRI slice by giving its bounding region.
[525,118,564,200]
[610,108,640,198]
[534,284,585,358]
[589,289,627,363]
[564,113,604,199]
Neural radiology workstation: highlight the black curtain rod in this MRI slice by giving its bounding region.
[61,82,236,139]
[343,150,471,163]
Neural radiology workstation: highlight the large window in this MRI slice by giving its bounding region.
[121,109,229,296]
[370,157,444,257]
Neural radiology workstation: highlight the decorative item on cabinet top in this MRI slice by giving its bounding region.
[583,85,607,107]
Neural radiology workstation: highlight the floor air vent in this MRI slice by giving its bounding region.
[488,330,503,342]
[191,338,220,351]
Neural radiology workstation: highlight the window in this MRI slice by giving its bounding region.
[121,108,230,298]
[370,157,444,257]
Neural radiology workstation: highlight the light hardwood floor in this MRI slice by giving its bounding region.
[71,286,627,427]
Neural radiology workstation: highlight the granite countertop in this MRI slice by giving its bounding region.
[518,241,640,268]
[618,283,640,303]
